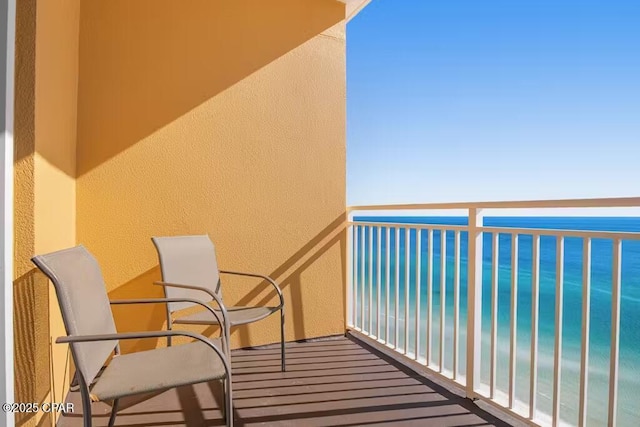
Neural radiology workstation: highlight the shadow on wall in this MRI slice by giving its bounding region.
[233,213,348,345]
[13,270,53,427]
[108,267,166,354]
[12,0,347,410]
[13,2,60,425]
[34,0,344,178]
[107,213,348,353]
[15,215,348,399]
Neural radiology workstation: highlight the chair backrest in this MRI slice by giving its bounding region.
[31,246,118,386]
[152,235,221,313]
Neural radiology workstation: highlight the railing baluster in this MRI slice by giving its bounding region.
[405,227,410,354]
[377,226,382,340]
[509,233,519,409]
[440,229,446,373]
[490,232,499,399]
[386,227,391,344]
[552,236,564,427]
[395,227,401,349]
[530,234,540,420]
[347,222,354,328]
[453,230,460,380]
[466,208,484,398]
[361,226,366,330]
[427,229,433,366]
[354,225,359,329]
[608,239,622,426]
[369,226,374,334]
[578,237,591,427]
[415,229,422,361]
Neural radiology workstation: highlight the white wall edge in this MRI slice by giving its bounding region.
[1,0,16,425]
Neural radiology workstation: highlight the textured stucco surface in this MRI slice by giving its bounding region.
[13,1,349,421]
[76,0,347,351]
[13,0,79,425]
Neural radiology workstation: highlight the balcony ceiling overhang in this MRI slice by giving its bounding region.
[338,0,372,22]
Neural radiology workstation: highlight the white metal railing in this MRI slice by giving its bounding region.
[345,197,640,427]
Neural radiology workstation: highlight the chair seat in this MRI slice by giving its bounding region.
[173,305,279,326]
[90,338,225,402]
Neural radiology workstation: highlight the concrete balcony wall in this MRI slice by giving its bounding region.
[14,0,80,426]
[75,0,347,352]
[13,0,348,425]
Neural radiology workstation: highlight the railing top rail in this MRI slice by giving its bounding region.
[479,226,640,240]
[349,221,467,232]
[349,221,640,240]
[347,197,640,212]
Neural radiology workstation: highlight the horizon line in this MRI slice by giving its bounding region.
[350,207,640,217]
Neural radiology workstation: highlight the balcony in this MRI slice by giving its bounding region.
[2,0,639,426]
[58,336,510,427]
[50,198,640,427]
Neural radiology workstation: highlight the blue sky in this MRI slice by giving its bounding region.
[346,0,640,210]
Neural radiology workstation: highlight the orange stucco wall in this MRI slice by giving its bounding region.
[14,0,79,425]
[14,0,347,420]
[76,0,348,351]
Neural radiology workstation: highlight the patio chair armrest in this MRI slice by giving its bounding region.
[219,270,284,307]
[57,330,196,343]
[152,283,230,335]
[110,297,228,334]
[56,330,230,374]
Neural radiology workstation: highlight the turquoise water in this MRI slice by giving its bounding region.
[352,217,640,427]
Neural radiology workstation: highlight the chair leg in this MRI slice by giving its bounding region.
[221,334,228,359]
[224,375,233,427]
[107,399,119,427]
[280,308,286,372]
[220,379,226,420]
[79,377,92,427]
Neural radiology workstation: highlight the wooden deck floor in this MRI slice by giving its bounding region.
[58,336,512,427]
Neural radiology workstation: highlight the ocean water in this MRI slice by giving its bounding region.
[352,217,640,427]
